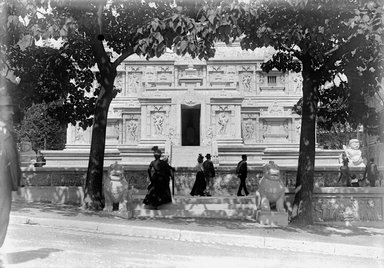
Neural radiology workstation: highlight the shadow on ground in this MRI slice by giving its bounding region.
[11,201,384,239]
[6,248,62,265]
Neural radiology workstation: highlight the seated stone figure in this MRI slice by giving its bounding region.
[256,161,286,212]
[19,141,37,167]
[103,162,129,212]
[342,139,365,167]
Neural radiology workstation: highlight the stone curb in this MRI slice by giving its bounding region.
[9,215,384,260]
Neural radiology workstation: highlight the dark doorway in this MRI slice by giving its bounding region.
[181,105,200,146]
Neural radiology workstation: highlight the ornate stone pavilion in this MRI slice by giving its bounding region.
[53,43,338,168]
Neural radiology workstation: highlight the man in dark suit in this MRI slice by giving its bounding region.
[203,153,215,196]
[0,95,21,248]
[236,154,249,196]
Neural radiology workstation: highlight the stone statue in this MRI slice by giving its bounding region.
[103,162,129,212]
[218,112,229,134]
[342,139,365,167]
[153,113,164,135]
[256,161,286,212]
[19,141,37,167]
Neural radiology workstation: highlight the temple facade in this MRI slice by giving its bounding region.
[60,44,334,168]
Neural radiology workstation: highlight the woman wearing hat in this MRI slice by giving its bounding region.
[190,154,206,196]
[143,146,172,208]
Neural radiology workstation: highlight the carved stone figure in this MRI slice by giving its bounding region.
[342,139,365,167]
[242,74,252,91]
[218,112,229,134]
[256,161,286,212]
[126,120,138,141]
[103,162,129,212]
[243,119,255,140]
[153,113,164,135]
[19,141,37,167]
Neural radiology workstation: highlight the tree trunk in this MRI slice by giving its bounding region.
[83,72,116,210]
[291,60,318,225]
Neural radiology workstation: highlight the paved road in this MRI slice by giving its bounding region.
[1,223,382,268]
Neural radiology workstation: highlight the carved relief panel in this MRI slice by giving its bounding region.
[212,105,235,137]
[72,124,91,145]
[177,65,204,86]
[208,65,238,86]
[157,66,173,86]
[123,114,140,144]
[290,72,303,94]
[144,66,174,87]
[146,105,170,137]
[106,119,121,145]
[260,119,290,143]
[238,66,255,94]
[127,66,144,94]
[241,113,258,143]
[115,71,126,96]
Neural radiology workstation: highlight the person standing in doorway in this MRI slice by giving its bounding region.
[236,154,249,196]
[0,95,21,248]
[203,153,215,196]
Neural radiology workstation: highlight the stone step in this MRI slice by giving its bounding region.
[132,208,256,220]
[129,195,257,220]
[131,203,256,210]
[171,146,211,168]
[131,196,256,205]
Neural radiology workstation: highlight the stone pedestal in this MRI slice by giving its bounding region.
[256,210,288,226]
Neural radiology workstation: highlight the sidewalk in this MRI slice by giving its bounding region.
[9,200,384,260]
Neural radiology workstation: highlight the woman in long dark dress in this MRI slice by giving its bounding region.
[190,154,206,196]
[143,146,172,208]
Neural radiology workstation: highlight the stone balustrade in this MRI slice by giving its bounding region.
[18,166,384,222]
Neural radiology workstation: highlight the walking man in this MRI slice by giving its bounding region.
[203,153,215,196]
[236,154,249,196]
[0,95,21,248]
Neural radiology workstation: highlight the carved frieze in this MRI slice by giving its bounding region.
[260,101,290,118]
[261,119,290,142]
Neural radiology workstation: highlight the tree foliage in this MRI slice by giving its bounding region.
[15,102,66,150]
[234,0,383,224]
[8,45,97,128]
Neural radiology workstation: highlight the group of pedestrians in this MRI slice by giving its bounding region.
[189,153,249,197]
[143,148,250,208]
[190,153,215,196]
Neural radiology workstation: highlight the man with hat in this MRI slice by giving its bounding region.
[236,154,249,196]
[0,94,21,248]
[203,153,215,196]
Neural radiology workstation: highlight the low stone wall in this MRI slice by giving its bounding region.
[20,166,384,222]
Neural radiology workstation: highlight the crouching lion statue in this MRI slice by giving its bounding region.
[256,161,286,212]
[103,162,129,212]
